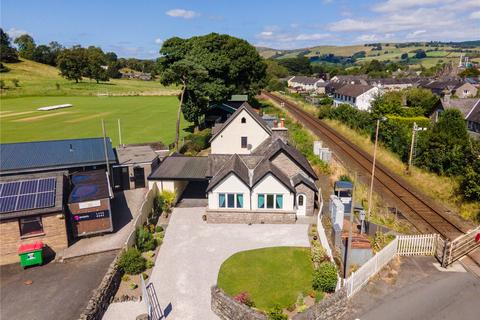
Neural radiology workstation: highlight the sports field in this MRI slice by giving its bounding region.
[0,96,190,146]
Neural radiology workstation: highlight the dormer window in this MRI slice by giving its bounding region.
[241,117,246,123]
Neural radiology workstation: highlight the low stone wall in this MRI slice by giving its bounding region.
[206,209,296,224]
[211,286,267,320]
[79,253,124,320]
[292,287,347,320]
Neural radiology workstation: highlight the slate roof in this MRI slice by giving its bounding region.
[207,155,250,191]
[253,137,318,180]
[209,103,272,143]
[0,171,65,220]
[335,84,374,97]
[251,158,295,192]
[0,138,116,175]
[292,173,317,191]
[290,76,323,85]
[148,154,208,180]
[440,98,480,120]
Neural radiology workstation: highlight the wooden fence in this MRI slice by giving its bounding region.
[397,234,438,256]
[342,233,439,298]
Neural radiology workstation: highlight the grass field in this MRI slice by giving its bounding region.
[0,59,179,97]
[0,96,190,146]
[217,247,314,311]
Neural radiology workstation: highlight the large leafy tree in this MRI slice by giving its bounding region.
[0,28,19,62]
[14,34,36,60]
[417,109,474,176]
[57,46,88,82]
[85,46,109,83]
[158,33,267,148]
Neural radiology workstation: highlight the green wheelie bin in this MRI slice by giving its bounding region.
[18,241,44,268]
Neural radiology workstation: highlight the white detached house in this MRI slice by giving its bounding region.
[149,103,319,224]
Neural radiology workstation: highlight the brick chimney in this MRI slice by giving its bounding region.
[271,117,288,143]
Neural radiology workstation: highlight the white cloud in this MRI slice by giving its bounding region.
[373,0,444,13]
[257,30,332,42]
[356,34,380,42]
[165,9,198,19]
[154,38,163,44]
[406,30,427,38]
[6,27,29,39]
[328,19,378,32]
[470,11,480,19]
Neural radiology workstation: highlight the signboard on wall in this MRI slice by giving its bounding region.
[78,200,101,209]
[73,210,110,222]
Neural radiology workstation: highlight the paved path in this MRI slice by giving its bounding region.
[63,188,146,259]
[1,251,117,320]
[103,301,148,320]
[343,256,480,320]
[148,207,310,320]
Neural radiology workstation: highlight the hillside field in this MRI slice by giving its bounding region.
[259,43,479,69]
[0,59,179,97]
[0,96,190,146]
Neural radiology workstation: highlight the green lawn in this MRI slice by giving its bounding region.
[0,96,191,146]
[217,247,314,311]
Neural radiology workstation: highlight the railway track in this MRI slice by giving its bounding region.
[262,91,473,241]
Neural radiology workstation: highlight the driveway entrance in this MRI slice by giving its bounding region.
[148,207,309,319]
[176,180,208,208]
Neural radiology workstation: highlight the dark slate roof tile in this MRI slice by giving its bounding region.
[149,154,208,180]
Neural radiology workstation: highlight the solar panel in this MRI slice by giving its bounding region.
[1,182,21,196]
[0,177,57,214]
[38,178,55,192]
[0,196,17,212]
[17,194,37,211]
[36,191,55,208]
[20,180,39,194]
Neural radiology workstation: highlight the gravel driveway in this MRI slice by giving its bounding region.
[149,207,310,319]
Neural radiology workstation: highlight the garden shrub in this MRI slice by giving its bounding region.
[155,225,163,233]
[136,227,157,252]
[158,190,176,216]
[267,305,287,320]
[315,290,324,302]
[146,259,155,269]
[233,291,255,308]
[312,262,338,293]
[118,248,146,275]
[311,242,328,266]
[121,274,130,282]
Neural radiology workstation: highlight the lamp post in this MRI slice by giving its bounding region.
[367,117,385,220]
[407,122,427,173]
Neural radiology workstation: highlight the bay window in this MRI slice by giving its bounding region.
[257,194,284,209]
[218,193,244,209]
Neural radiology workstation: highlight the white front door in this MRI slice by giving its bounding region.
[297,194,306,216]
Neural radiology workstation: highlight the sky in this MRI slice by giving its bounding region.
[2,0,479,59]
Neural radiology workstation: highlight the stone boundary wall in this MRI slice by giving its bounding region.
[292,287,347,320]
[79,253,124,320]
[211,286,267,320]
[206,210,296,224]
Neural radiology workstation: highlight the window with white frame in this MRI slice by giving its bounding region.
[218,193,244,208]
[257,194,283,209]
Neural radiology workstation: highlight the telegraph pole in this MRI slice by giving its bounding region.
[117,119,123,147]
[102,119,111,180]
[407,122,417,173]
[367,119,381,220]
[344,172,357,278]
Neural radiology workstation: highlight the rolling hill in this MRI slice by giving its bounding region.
[0,59,178,98]
[257,41,480,68]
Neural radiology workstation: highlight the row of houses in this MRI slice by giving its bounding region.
[286,75,480,135]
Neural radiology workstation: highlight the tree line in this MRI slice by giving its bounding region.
[0,28,159,81]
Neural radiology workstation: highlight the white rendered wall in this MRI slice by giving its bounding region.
[208,173,251,209]
[251,174,294,211]
[211,109,270,154]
